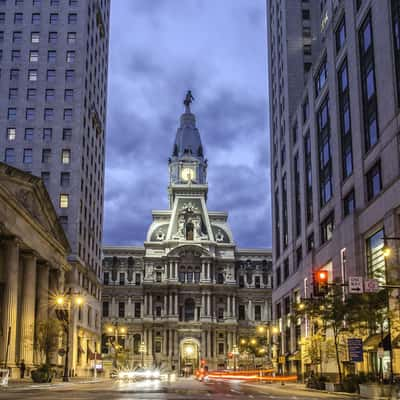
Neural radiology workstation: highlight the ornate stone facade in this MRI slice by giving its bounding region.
[0,163,70,377]
[101,95,272,373]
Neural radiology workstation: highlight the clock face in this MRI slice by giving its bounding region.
[181,167,195,182]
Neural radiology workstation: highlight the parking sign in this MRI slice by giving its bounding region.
[348,276,363,294]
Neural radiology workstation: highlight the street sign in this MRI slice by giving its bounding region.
[349,276,363,294]
[364,278,380,293]
[348,338,363,362]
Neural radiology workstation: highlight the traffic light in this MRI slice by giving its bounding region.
[313,270,329,296]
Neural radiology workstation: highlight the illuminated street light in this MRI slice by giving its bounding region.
[55,292,85,382]
[75,296,83,305]
[382,245,391,258]
[232,345,239,371]
[240,338,246,345]
[257,326,266,334]
[185,345,194,356]
[250,338,257,345]
[139,341,145,367]
[271,326,279,334]
[56,296,65,306]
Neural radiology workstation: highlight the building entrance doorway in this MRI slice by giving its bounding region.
[179,339,199,376]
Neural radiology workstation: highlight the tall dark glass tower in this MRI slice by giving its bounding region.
[0,0,110,373]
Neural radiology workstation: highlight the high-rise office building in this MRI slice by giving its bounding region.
[0,0,110,374]
[267,0,400,377]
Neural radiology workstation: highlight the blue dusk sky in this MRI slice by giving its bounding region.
[103,1,271,249]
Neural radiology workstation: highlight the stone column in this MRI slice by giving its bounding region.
[168,329,172,357]
[232,296,236,318]
[227,296,231,317]
[163,329,168,357]
[20,253,37,367]
[201,294,205,317]
[247,300,253,321]
[174,329,179,358]
[174,293,178,315]
[1,239,20,370]
[164,295,167,317]
[127,297,132,317]
[37,263,50,322]
[149,295,153,318]
[144,328,148,356]
[166,262,169,279]
[206,294,210,316]
[144,293,148,316]
[207,330,211,358]
[111,296,116,317]
[174,262,178,279]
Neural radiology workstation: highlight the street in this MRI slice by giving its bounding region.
[0,378,357,399]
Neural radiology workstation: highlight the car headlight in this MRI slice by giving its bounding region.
[127,372,135,379]
[152,370,160,378]
[144,370,152,379]
[118,371,126,379]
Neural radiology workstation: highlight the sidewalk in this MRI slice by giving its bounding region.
[2,376,110,389]
[246,381,361,398]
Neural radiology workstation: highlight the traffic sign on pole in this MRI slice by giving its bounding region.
[364,278,380,293]
[348,276,364,294]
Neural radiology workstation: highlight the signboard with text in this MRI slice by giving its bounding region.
[349,276,363,294]
[364,278,380,293]
[348,338,363,362]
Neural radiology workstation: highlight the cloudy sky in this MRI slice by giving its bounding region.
[103,1,271,249]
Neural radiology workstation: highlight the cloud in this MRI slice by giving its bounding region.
[104,0,270,249]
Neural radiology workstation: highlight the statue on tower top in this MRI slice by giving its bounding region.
[183,90,195,112]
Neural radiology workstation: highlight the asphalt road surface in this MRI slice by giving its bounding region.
[0,378,358,399]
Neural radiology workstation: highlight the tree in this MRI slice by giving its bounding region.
[296,283,351,384]
[35,318,62,364]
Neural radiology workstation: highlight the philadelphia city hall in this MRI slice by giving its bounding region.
[102,93,272,374]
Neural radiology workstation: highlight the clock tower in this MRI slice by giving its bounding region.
[168,91,207,193]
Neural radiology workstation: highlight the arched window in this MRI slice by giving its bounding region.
[186,222,194,240]
[179,266,186,283]
[133,334,141,354]
[187,267,193,283]
[184,298,195,321]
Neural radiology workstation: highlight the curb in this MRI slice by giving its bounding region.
[244,382,361,398]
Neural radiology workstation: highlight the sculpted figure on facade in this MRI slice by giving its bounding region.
[193,216,208,240]
[173,216,186,240]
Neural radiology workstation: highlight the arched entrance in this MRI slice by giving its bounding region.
[179,338,200,376]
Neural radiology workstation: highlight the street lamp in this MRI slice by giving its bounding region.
[232,345,239,371]
[139,341,145,367]
[55,292,85,382]
[106,322,126,368]
[380,236,400,383]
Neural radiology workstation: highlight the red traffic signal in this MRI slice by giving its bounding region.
[313,269,329,296]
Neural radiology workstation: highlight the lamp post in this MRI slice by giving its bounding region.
[381,236,400,384]
[232,345,239,371]
[55,293,84,382]
[106,322,126,368]
[139,341,145,367]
